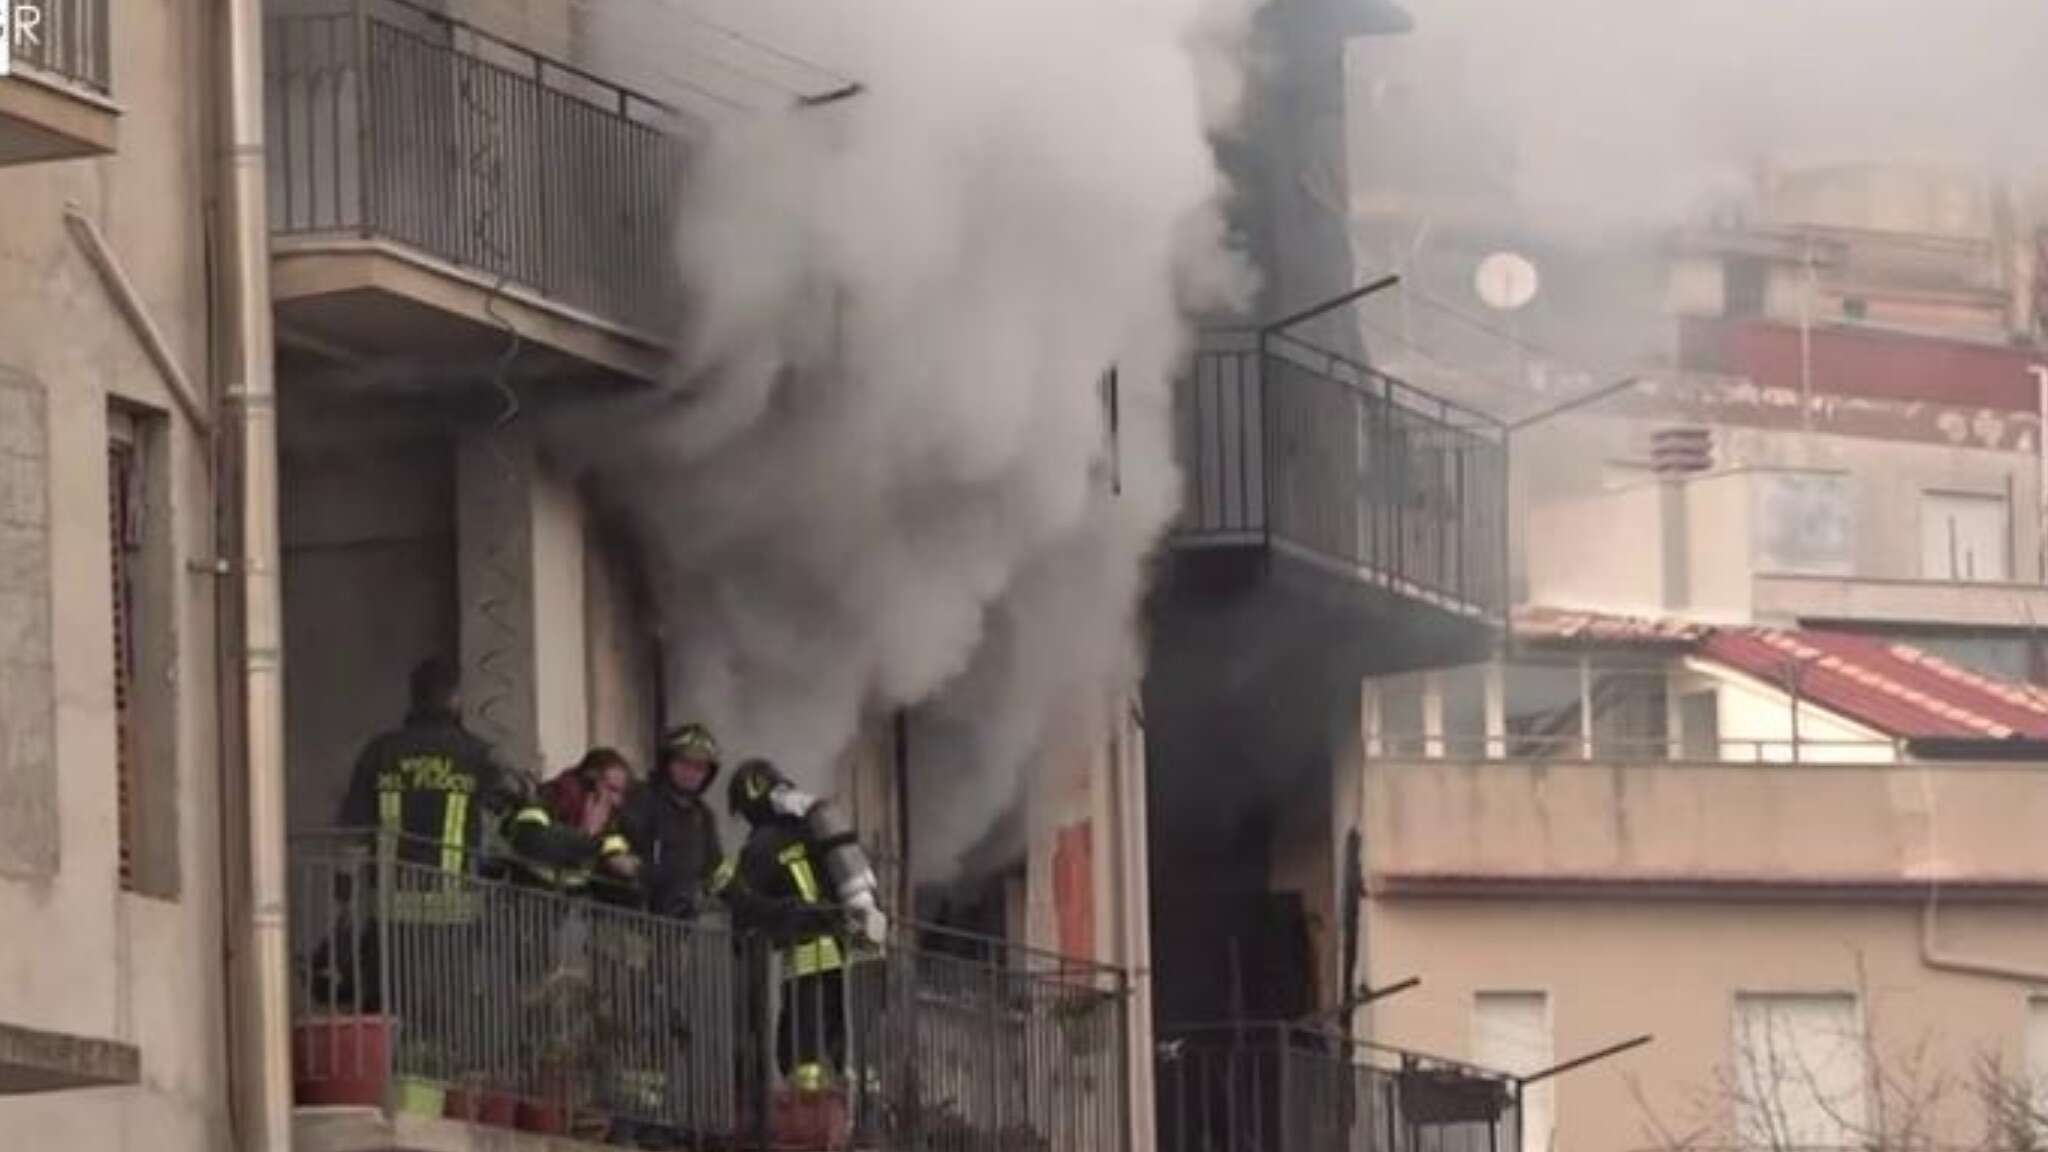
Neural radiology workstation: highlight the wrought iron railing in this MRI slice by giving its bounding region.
[1156,1023,1521,1152]
[1173,329,1509,620]
[264,0,686,336]
[289,833,1129,1152]
[13,0,111,93]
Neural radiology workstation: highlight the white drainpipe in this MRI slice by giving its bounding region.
[221,0,292,1145]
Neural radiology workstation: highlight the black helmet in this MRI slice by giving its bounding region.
[726,758,790,823]
[659,723,721,785]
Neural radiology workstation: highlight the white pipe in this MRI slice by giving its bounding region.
[2028,364,2047,584]
[1912,762,2048,987]
[221,0,291,1144]
[63,207,212,436]
[1117,696,1157,1152]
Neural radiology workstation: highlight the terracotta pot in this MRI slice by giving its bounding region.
[291,1016,392,1108]
[444,1087,519,1128]
[516,1098,571,1135]
[771,1085,850,1151]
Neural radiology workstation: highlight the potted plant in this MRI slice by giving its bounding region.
[291,1013,393,1108]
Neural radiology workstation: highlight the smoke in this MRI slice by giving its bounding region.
[1352,0,2048,232]
[577,0,1256,879]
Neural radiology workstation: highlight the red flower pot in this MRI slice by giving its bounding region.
[445,1087,519,1128]
[291,1016,393,1108]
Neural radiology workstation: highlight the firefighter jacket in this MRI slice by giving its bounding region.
[621,775,724,920]
[339,705,525,875]
[713,818,845,976]
[507,801,634,897]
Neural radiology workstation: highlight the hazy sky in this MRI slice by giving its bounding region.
[1352,0,2048,228]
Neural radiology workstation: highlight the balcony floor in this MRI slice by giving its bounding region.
[272,237,669,388]
[0,69,116,166]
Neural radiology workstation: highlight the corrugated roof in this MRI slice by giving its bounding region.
[1513,605,2048,742]
[1700,628,2048,741]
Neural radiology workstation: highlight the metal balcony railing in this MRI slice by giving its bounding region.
[264,0,686,336]
[1157,1023,1521,1152]
[1174,329,1509,620]
[288,833,1130,1152]
[13,0,111,93]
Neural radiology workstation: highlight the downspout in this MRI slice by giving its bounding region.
[221,0,291,1146]
[1118,699,1156,1152]
[1912,764,2048,986]
[2027,365,2047,583]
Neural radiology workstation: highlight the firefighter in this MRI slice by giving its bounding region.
[622,723,725,922]
[340,657,525,877]
[336,658,619,1091]
[714,758,887,1093]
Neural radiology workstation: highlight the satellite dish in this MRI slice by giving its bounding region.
[1475,251,1540,312]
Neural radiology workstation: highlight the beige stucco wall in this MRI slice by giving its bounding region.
[1521,414,2044,623]
[1348,752,2048,1150]
[1364,897,2047,1152]
[0,0,232,1146]
[1361,757,2045,888]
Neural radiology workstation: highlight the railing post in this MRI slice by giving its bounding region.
[351,0,372,238]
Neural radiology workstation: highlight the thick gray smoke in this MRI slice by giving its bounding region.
[582,0,1256,879]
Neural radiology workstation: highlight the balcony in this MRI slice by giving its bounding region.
[265,0,685,386]
[1362,753,2048,898]
[288,834,1129,1152]
[1156,1023,1522,1152]
[1172,328,1508,622]
[0,0,116,165]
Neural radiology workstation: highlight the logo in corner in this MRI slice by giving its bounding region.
[0,2,47,79]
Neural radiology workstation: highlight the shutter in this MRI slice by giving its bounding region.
[108,436,138,891]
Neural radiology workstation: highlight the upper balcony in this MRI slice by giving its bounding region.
[265,0,686,385]
[0,0,117,165]
[1172,327,1509,623]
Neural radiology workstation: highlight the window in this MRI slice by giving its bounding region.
[1439,664,1487,759]
[1503,662,1582,760]
[1921,491,2010,582]
[1678,690,1721,761]
[1589,667,1668,761]
[1732,993,1866,1149]
[108,405,178,898]
[1474,992,1554,1152]
[2025,998,2048,1142]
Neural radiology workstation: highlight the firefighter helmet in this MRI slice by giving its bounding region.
[726,757,791,823]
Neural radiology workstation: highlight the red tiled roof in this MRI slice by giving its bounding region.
[1699,628,2048,741]
[1514,605,2048,742]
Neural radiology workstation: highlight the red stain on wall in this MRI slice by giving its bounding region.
[1053,822,1094,961]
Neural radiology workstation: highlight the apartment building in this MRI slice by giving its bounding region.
[1350,608,2048,1152]
[0,2,228,1150]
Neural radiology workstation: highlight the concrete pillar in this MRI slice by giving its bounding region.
[456,423,591,778]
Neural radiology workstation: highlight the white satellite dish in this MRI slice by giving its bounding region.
[1475,251,1540,312]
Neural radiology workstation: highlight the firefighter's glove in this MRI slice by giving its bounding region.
[848,891,887,949]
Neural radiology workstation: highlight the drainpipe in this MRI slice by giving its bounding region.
[2028,365,2047,583]
[1912,767,2048,986]
[221,0,291,1146]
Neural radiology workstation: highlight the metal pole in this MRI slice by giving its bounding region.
[1260,274,1402,341]
[222,0,291,1144]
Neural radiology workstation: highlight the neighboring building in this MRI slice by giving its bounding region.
[0,0,229,1148]
[1350,609,2048,1152]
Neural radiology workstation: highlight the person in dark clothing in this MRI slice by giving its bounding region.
[622,724,725,921]
[714,759,861,1093]
[340,657,524,874]
[333,658,618,1090]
